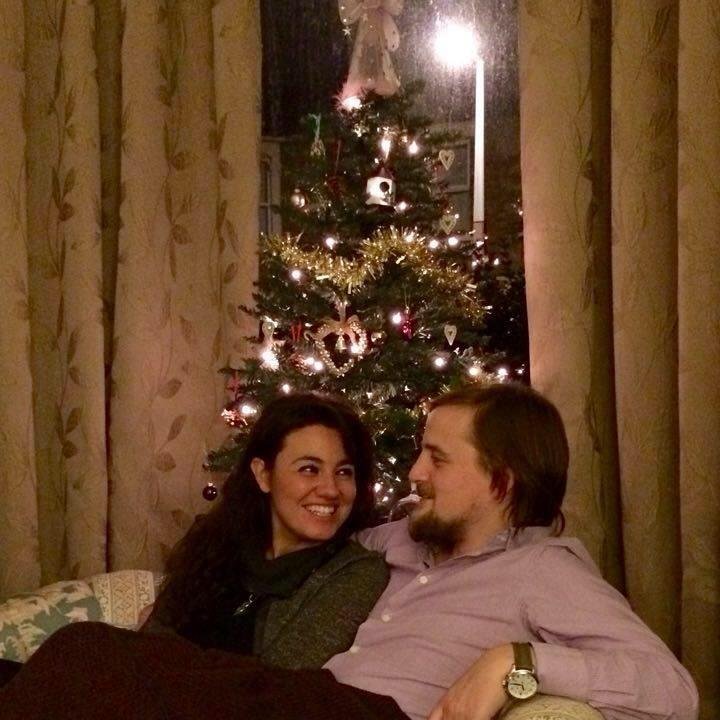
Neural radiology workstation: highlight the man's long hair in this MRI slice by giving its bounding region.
[152,392,376,633]
[429,382,569,533]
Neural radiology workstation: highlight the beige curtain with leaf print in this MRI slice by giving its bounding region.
[0,0,259,598]
[519,1,719,717]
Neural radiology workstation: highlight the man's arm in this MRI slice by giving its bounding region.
[431,544,698,720]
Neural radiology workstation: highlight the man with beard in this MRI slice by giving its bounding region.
[2,384,698,720]
[324,383,698,720]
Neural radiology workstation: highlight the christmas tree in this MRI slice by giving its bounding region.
[204,81,527,514]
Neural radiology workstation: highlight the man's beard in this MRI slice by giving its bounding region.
[408,507,465,557]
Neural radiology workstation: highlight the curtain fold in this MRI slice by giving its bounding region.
[520,1,719,717]
[0,0,260,596]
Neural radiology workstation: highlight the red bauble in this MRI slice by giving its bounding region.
[202,483,218,501]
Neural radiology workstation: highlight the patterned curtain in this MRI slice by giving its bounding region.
[519,2,719,717]
[0,0,260,596]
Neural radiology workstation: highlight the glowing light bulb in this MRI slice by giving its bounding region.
[468,365,482,378]
[280,383,292,394]
[493,258,501,266]
[350,343,363,354]
[303,355,316,367]
[433,356,448,369]
[380,135,392,158]
[324,236,337,249]
[240,403,257,416]
[396,201,409,212]
[341,95,362,111]
[447,236,460,247]
[496,366,509,380]
[260,348,279,370]
[390,311,404,325]
[312,360,324,372]
[290,268,302,281]
[428,239,440,250]
[408,140,420,154]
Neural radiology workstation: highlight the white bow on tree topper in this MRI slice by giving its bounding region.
[339,0,404,101]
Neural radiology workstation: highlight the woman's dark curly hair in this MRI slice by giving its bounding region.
[151,392,376,633]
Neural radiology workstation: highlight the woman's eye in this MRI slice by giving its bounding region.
[336,466,355,478]
[298,464,319,474]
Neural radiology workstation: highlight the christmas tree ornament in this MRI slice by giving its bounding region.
[221,405,244,427]
[438,148,455,171]
[366,163,395,206]
[308,114,326,157]
[202,482,218,501]
[338,0,404,101]
[310,300,368,376]
[438,211,458,235]
[290,320,304,343]
[290,188,307,209]
[444,324,457,346]
[401,316,413,340]
[408,139,420,155]
[261,319,276,340]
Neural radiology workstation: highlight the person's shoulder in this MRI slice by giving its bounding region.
[354,518,411,553]
[522,532,603,580]
[321,539,386,573]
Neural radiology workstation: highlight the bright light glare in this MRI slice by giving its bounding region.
[390,311,404,325]
[433,22,478,68]
[341,95,362,111]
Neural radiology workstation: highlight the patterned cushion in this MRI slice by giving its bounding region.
[87,570,162,629]
[501,695,604,720]
[0,580,103,662]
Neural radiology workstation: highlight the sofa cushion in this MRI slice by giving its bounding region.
[0,580,103,662]
[87,570,162,629]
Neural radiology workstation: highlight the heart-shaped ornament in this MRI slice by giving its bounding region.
[439,212,457,235]
[444,324,457,346]
[438,149,455,171]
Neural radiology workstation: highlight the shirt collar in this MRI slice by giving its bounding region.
[418,525,554,566]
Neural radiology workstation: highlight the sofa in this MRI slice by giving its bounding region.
[0,571,602,720]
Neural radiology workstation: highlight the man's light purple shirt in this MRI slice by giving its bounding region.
[325,520,698,720]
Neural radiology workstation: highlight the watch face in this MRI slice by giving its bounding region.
[506,670,538,699]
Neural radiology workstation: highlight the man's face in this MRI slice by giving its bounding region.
[407,404,509,559]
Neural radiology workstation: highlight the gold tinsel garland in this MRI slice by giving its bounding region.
[265,228,484,321]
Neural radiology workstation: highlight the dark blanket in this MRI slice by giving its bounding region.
[0,622,408,720]
[0,659,21,687]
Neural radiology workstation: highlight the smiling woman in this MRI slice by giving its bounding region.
[140,392,389,669]
[251,424,359,557]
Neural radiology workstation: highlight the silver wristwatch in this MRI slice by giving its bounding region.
[503,642,539,700]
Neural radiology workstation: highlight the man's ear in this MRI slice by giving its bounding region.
[250,458,271,493]
[491,467,515,504]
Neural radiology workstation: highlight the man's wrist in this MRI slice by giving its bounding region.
[503,642,539,700]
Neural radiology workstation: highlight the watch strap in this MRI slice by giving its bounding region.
[512,642,535,672]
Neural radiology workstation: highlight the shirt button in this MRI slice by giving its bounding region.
[381,612,391,622]
[349,645,360,654]
[418,575,429,584]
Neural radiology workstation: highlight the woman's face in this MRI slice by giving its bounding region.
[251,424,358,557]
